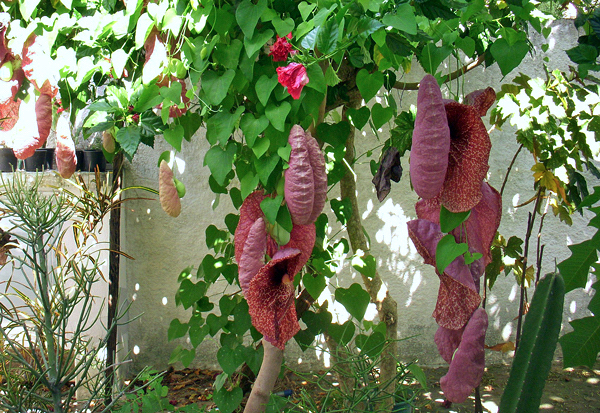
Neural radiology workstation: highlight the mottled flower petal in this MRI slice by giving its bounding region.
[276,63,309,100]
[465,88,496,117]
[435,325,464,364]
[239,217,267,296]
[247,248,302,349]
[55,116,77,179]
[372,147,402,202]
[440,308,488,403]
[281,223,315,278]
[407,219,481,330]
[438,102,491,213]
[159,160,181,217]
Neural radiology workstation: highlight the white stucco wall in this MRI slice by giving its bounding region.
[120,19,598,372]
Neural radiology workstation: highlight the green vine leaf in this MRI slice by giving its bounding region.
[558,232,600,293]
[204,141,237,186]
[335,283,370,321]
[235,0,268,39]
[435,234,469,274]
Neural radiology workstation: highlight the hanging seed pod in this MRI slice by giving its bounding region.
[159,160,181,217]
[55,116,76,178]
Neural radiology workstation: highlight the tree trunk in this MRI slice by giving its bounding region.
[340,104,399,411]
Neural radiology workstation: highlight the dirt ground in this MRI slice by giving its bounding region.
[161,360,600,412]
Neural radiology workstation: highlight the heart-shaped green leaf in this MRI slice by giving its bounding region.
[456,36,475,57]
[435,234,469,274]
[204,142,237,186]
[273,16,295,36]
[305,62,326,93]
[316,17,338,54]
[189,324,210,347]
[177,279,207,309]
[240,113,269,147]
[255,75,279,107]
[255,153,281,185]
[213,39,243,70]
[201,70,236,106]
[240,173,260,200]
[316,121,350,147]
[355,331,385,358]
[351,254,376,279]
[303,272,326,300]
[298,2,316,21]
[439,205,471,233]
[251,136,270,158]
[265,101,291,132]
[235,0,267,39]
[277,144,292,162]
[206,106,245,145]
[356,69,384,103]
[490,38,529,77]
[217,345,245,375]
[159,81,182,104]
[335,283,370,321]
[260,195,283,225]
[245,29,274,58]
[163,124,184,152]
[347,107,370,130]
[371,103,394,129]
[213,386,243,413]
[302,310,332,335]
[276,204,293,232]
[243,345,264,375]
[328,320,355,346]
[168,319,189,341]
[381,4,416,35]
[419,43,452,74]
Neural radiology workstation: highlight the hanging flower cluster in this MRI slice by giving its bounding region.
[235,125,326,349]
[269,33,309,100]
[406,75,501,403]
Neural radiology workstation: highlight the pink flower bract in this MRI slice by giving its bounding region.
[440,308,488,403]
[55,116,77,179]
[276,63,309,100]
[247,248,302,349]
[238,217,267,296]
[407,219,481,330]
[269,33,294,62]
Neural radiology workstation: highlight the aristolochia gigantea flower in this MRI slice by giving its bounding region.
[269,33,295,62]
[276,63,309,100]
[159,160,181,217]
[55,115,77,179]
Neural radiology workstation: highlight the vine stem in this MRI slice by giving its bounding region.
[243,340,283,413]
[500,144,524,197]
[515,188,543,349]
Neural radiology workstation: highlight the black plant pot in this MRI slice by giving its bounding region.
[45,147,55,170]
[82,150,106,172]
[24,149,48,172]
[0,148,18,172]
[76,150,85,171]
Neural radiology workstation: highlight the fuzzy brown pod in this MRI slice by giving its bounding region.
[410,74,451,200]
[285,125,327,225]
[55,116,77,179]
[159,160,181,217]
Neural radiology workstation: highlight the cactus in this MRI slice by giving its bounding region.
[499,272,565,413]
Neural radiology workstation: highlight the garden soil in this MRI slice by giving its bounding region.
[162,360,600,412]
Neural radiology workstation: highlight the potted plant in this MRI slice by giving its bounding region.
[82,133,107,172]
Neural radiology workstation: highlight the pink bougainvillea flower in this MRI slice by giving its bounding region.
[159,160,182,217]
[247,248,302,349]
[269,33,295,62]
[440,308,488,403]
[285,125,327,225]
[276,63,309,100]
[238,217,267,295]
[438,101,492,213]
[407,219,481,330]
[465,87,496,117]
[55,116,77,179]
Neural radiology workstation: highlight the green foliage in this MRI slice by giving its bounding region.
[499,272,565,412]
